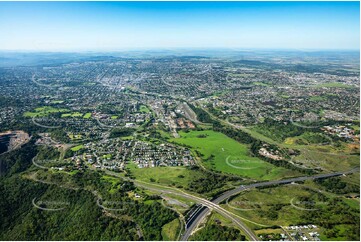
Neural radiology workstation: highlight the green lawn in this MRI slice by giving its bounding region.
[61,112,83,118]
[170,130,296,180]
[139,105,150,113]
[102,154,112,159]
[23,106,70,117]
[71,145,84,152]
[253,82,269,87]
[309,95,327,101]
[127,163,195,188]
[313,82,354,88]
[280,95,290,99]
[61,113,72,118]
[50,100,64,104]
[83,113,92,119]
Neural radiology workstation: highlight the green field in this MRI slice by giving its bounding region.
[50,100,64,104]
[23,106,70,117]
[253,82,269,87]
[127,163,195,188]
[102,154,112,159]
[101,175,121,194]
[222,183,359,240]
[289,146,359,172]
[170,130,297,180]
[139,105,150,113]
[222,185,315,227]
[161,218,180,241]
[280,94,290,99]
[71,145,84,152]
[309,95,327,102]
[61,112,83,118]
[61,113,72,118]
[313,82,354,88]
[83,113,92,119]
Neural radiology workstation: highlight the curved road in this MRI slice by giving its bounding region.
[180,167,359,241]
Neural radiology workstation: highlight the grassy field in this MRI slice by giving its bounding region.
[50,100,64,104]
[71,145,84,151]
[102,154,112,159]
[289,146,359,172]
[139,105,150,113]
[61,112,83,118]
[83,112,92,119]
[23,106,70,117]
[221,184,326,228]
[254,228,284,236]
[161,218,180,241]
[222,182,359,241]
[61,113,72,118]
[252,120,360,173]
[309,95,327,102]
[127,163,197,188]
[101,175,121,194]
[170,130,297,180]
[253,81,270,87]
[319,224,356,241]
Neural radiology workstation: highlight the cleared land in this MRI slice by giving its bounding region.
[23,106,70,117]
[127,163,197,188]
[161,218,181,241]
[83,112,92,119]
[221,182,359,240]
[71,144,84,151]
[61,112,83,118]
[170,130,297,180]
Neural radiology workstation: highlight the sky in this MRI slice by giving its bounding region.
[0,1,359,51]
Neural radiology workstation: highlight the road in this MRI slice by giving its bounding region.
[193,102,279,145]
[104,170,260,240]
[105,85,359,240]
[180,167,359,241]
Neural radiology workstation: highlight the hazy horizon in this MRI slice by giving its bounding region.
[0,1,359,51]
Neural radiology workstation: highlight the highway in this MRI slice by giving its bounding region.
[180,167,360,241]
[108,81,360,241]
[104,160,359,241]
[105,169,260,240]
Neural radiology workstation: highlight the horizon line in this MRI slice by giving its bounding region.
[0,47,360,53]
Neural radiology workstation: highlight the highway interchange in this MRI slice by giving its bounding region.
[105,165,359,241]
[180,167,360,241]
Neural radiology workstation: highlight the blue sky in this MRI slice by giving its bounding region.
[0,1,359,51]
